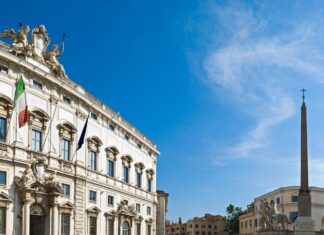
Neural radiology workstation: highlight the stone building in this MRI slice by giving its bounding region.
[238,186,324,235]
[0,24,167,235]
[238,204,254,235]
[166,214,227,235]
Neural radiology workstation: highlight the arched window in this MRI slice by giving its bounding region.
[28,107,50,152]
[87,136,102,171]
[121,155,133,184]
[134,162,145,189]
[123,221,130,235]
[57,121,76,161]
[106,146,119,178]
[0,93,13,143]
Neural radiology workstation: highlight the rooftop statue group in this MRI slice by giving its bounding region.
[259,199,290,231]
[0,24,67,79]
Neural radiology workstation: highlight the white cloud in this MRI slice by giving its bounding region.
[201,2,324,163]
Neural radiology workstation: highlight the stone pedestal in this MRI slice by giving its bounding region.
[258,230,293,235]
[294,216,316,235]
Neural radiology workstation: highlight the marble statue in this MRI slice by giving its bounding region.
[15,166,36,188]
[30,25,50,61]
[44,172,63,193]
[270,200,289,230]
[259,199,272,231]
[259,199,290,231]
[0,24,32,56]
[16,159,63,194]
[44,38,67,79]
[0,24,68,79]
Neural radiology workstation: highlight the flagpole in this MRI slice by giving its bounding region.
[41,103,58,152]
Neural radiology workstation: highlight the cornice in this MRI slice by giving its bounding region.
[0,48,160,156]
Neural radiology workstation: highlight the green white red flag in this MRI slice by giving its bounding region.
[14,76,28,128]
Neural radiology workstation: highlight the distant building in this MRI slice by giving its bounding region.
[166,214,227,235]
[238,204,254,235]
[156,190,169,235]
[238,186,324,235]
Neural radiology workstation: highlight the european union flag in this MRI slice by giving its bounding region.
[77,115,89,150]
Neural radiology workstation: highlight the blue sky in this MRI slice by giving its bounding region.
[4,0,324,221]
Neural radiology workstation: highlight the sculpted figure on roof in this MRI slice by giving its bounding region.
[30,25,50,61]
[44,34,67,79]
[0,24,68,79]
[0,24,32,56]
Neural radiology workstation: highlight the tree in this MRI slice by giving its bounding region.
[225,204,245,235]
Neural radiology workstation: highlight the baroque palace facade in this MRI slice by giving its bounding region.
[0,24,168,235]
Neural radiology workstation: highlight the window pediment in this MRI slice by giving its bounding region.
[87,136,103,149]
[0,93,13,108]
[104,209,116,219]
[60,201,74,213]
[146,169,155,176]
[121,155,133,165]
[87,206,101,216]
[57,120,77,138]
[105,146,119,159]
[0,192,11,202]
[29,107,50,129]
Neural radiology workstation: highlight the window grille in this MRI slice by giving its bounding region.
[61,213,70,235]
[0,207,6,235]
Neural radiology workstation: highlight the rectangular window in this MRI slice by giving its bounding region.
[108,195,114,206]
[254,218,258,227]
[89,190,97,202]
[0,171,6,185]
[136,172,141,188]
[124,134,129,141]
[90,113,97,120]
[61,138,70,161]
[147,178,152,192]
[33,80,43,90]
[0,207,6,235]
[63,96,71,105]
[123,166,129,183]
[90,151,97,171]
[276,197,280,204]
[147,206,151,216]
[289,211,298,222]
[146,224,151,235]
[0,65,8,74]
[32,129,42,152]
[291,195,298,202]
[0,117,6,143]
[136,223,141,235]
[89,216,97,235]
[108,219,114,235]
[107,160,114,177]
[137,143,142,149]
[136,203,141,213]
[61,213,70,235]
[62,184,70,196]
[109,124,115,131]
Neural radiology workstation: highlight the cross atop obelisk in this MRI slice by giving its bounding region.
[298,88,311,217]
[301,88,306,103]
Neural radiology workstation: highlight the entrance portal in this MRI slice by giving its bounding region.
[30,215,45,235]
[30,204,46,235]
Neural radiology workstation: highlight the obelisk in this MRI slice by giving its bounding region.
[294,88,315,233]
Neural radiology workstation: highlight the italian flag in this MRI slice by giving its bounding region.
[14,76,28,128]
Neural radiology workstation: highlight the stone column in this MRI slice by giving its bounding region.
[49,194,59,235]
[52,204,59,235]
[23,201,31,235]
